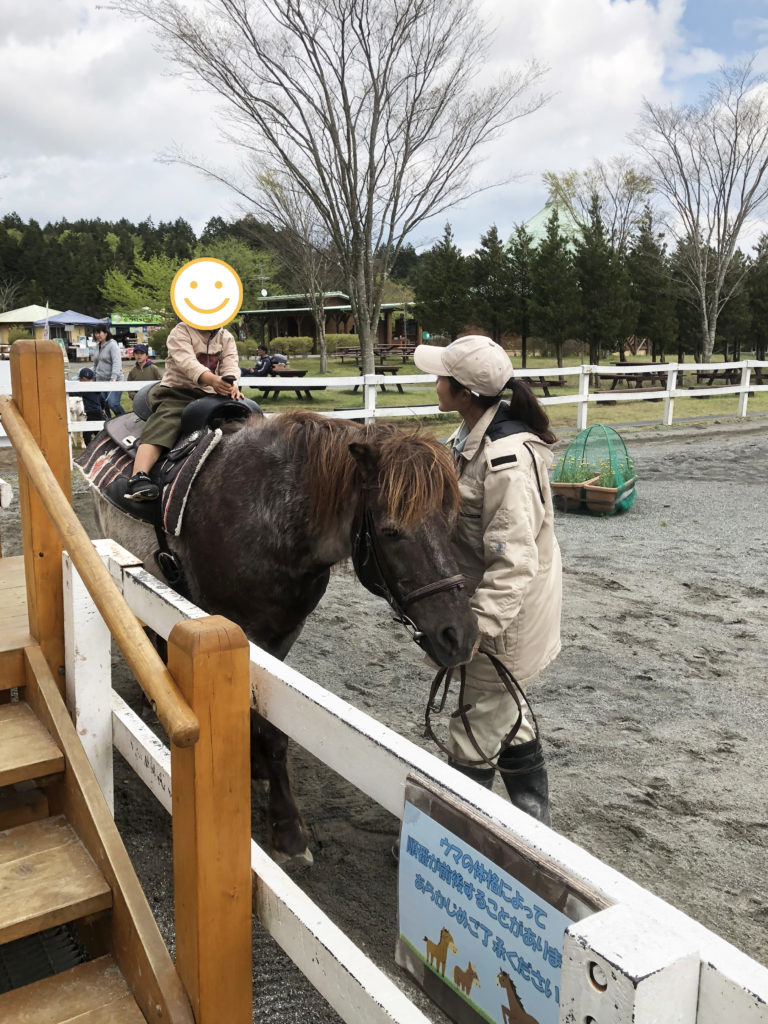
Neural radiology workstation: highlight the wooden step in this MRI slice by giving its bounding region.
[0,816,112,944]
[0,703,64,786]
[0,954,146,1023]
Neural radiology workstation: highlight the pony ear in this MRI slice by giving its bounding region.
[348,441,379,482]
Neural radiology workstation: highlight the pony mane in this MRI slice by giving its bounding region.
[261,411,459,530]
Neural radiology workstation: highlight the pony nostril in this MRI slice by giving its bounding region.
[441,626,459,655]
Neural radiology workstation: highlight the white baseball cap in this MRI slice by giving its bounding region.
[414,335,513,398]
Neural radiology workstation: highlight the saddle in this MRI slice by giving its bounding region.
[75,387,262,583]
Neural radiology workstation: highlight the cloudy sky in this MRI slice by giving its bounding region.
[1,0,767,253]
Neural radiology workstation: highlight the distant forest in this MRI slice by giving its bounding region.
[1,208,767,363]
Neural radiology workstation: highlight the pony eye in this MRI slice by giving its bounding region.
[381,527,401,540]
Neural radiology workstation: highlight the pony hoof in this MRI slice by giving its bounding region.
[272,845,314,868]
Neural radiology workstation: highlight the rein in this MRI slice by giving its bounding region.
[423,652,541,775]
[350,485,464,653]
[350,485,539,773]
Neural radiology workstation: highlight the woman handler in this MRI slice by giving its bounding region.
[414,336,562,824]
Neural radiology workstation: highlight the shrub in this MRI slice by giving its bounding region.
[324,333,356,354]
[274,336,313,357]
[237,337,261,359]
[7,327,33,343]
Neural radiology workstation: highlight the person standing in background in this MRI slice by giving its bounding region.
[127,343,162,382]
[92,325,125,417]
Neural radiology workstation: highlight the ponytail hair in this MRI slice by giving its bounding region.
[505,377,557,444]
[447,375,557,444]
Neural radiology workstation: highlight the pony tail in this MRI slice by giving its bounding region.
[506,378,557,444]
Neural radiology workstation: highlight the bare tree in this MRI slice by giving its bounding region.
[542,156,653,254]
[113,0,548,371]
[0,277,22,313]
[633,58,768,360]
[252,174,340,372]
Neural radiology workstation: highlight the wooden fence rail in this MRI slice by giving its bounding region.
[1,339,251,1024]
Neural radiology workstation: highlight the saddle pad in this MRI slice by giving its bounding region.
[75,429,223,536]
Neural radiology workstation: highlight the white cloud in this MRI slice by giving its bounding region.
[1,0,759,252]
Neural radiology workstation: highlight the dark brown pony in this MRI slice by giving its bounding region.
[92,411,476,862]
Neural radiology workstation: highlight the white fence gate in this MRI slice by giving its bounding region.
[62,539,768,1024]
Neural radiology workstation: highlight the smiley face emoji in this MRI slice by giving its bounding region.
[170,257,244,330]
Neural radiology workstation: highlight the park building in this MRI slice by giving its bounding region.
[243,292,424,347]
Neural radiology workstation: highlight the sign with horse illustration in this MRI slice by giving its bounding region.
[396,776,606,1024]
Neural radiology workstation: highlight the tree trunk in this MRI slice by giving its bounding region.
[521,334,527,368]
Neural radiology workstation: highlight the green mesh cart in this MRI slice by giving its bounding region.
[551,424,637,515]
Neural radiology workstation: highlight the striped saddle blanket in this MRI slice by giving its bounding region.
[75,427,222,537]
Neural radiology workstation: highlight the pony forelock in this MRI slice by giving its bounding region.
[263,412,458,530]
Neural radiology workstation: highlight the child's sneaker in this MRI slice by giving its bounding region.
[124,472,159,502]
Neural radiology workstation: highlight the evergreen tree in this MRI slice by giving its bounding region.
[530,208,580,368]
[508,224,536,367]
[574,194,633,363]
[470,225,512,344]
[414,224,471,341]
[746,234,768,360]
[625,206,677,362]
[716,251,752,359]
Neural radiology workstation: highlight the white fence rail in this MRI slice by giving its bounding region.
[63,540,768,1024]
[0,357,766,447]
[53,358,768,438]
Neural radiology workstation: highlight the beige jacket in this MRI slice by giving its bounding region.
[450,402,562,686]
[160,324,240,391]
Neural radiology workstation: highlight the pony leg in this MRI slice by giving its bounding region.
[250,710,312,865]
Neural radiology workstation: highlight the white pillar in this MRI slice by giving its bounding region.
[560,903,700,1024]
[664,363,678,427]
[364,374,378,425]
[63,549,115,811]
[577,365,590,432]
[737,363,751,419]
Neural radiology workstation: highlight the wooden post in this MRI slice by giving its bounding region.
[62,550,114,812]
[577,364,590,431]
[664,363,679,427]
[10,339,71,690]
[560,903,700,1024]
[169,616,252,1024]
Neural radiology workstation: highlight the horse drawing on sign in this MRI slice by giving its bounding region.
[497,969,539,1024]
[453,961,480,995]
[425,927,457,976]
[89,411,476,863]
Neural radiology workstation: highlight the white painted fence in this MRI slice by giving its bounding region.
[56,358,768,439]
[63,539,768,1024]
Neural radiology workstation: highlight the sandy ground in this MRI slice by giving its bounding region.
[0,417,766,1023]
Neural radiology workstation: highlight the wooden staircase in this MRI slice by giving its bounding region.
[0,639,193,1024]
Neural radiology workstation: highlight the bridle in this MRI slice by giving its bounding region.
[350,484,464,654]
[350,484,539,775]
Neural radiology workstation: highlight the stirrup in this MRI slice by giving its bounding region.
[125,472,159,502]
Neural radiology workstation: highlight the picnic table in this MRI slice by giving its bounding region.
[337,346,361,363]
[600,365,668,390]
[243,367,327,401]
[353,365,404,393]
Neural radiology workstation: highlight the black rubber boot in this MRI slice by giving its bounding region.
[449,761,495,789]
[497,740,551,825]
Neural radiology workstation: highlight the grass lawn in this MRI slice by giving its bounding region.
[236,353,768,434]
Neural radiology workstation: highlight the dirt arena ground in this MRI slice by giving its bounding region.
[1,416,766,1023]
